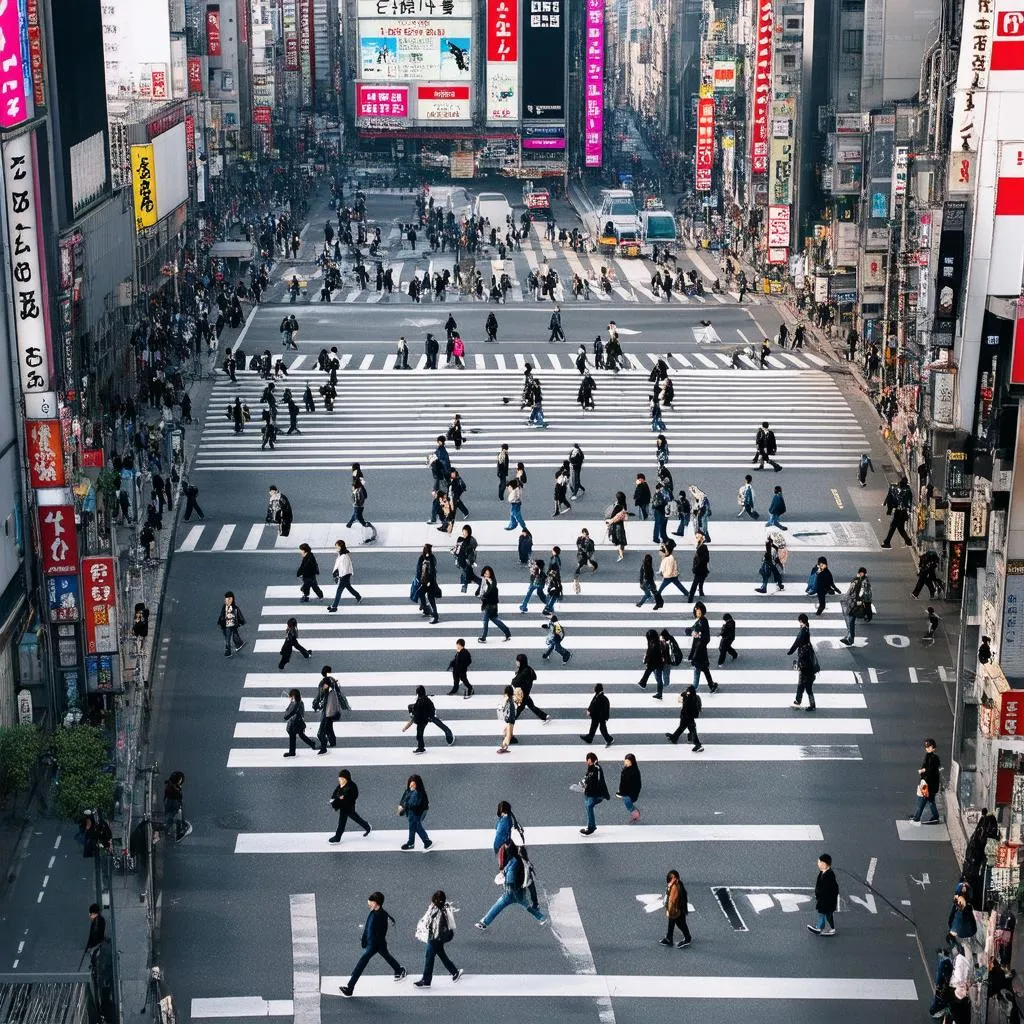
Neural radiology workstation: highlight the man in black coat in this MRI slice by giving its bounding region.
[340,892,406,995]
[687,531,710,600]
[580,683,612,746]
[808,854,839,935]
[813,557,840,615]
[580,752,610,836]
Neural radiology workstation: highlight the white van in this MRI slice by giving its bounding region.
[598,189,639,235]
[474,192,513,226]
[640,210,678,255]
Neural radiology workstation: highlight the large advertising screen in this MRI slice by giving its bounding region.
[750,0,772,174]
[583,0,603,167]
[521,0,565,120]
[486,0,518,121]
[359,19,471,80]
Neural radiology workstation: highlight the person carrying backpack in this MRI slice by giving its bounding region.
[403,684,454,753]
[414,890,463,986]
[475,840,547,928]
[666,684,703,752]
[313,667,348,753]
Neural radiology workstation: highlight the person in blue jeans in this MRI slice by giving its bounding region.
[807,854,839,936]
[579,751,610,835]
[542,614,571,662]
[475,846,546,928]
[478,567,512,643]
[339,892,406,996]
[616,753,642,822]
[519,559,546,612]
[398,775,432,850]
[542,561,563,615]
[766,485,788,529]
[504,479,527,531]
[651,483,670,545]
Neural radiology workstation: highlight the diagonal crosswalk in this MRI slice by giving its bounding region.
[195,365,864,472]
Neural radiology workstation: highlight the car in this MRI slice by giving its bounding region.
[427,186,473,222]
[473,192,514,226]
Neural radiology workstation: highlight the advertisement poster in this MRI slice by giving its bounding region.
[356,84,409,118]
[583,0,603,167]
[521,0,565,120]
[751,0,772,174]
[416,84,470,120]
[82,556,118,654]
[38,505,78,576]
[486,0,518,121]
[359,21,471,81]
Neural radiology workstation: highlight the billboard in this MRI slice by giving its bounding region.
[990,141,1024,294]
[486,0,518,122]
[38,506,78,577]
[356,83,409,119]
[152,121,188,218]
[131,144,158,229]
[359,20,471,80]
[933,200,967,348]
[767,204,790,248]
[695,96,714,191]
[1011,295,1024,386]
[751,0,772,173]
[26,0,45,108]
[358,0,472,15]
[207,5,222,56]
[583,0,603,167]
[521,0,565,120]
[991,1,1024,84]
[0,0,29,128]
[81,556,118,654]
[2,133,50,394]
[101,0,173,100]
[416,83,470,120]
[713,61,736,90]
[26,420,65,488]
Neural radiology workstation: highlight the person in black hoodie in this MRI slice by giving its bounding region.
[328,769,372,843]
[296,543,323,601]
[448,638,473,697]
[513,652,550,723]
[787,613,817,711]
[405,684,454,752]
[339,892,406,996]
[283,687,317,754]
[416,544,441,624]
[685,603,717,692]
[637,628,667,696]
[687,532,710,600]
[634,473,652,520]
[812,557,840,615]
[279,618,312,670]
[616,753,642,822]
[717,613,737,665]
[581,682,613,746]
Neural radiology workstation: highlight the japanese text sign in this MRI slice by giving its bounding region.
[81,556,118,654]
[0,0,29,128]
[131,144,157,229]
[25,419,64,488]
[751,0,772,174]
[583,0,603,168]
[38,505,78,576]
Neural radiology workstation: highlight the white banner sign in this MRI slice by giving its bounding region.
[767,204,790,249]
[486,65,517,120]
[3,133,50,394]
[359,19,471,80]
[358,0,473,17]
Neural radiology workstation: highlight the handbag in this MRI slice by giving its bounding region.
[325,688,341,720]
[414,910,431,944]
[409,577,421,602]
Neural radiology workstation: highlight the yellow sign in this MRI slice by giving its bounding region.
[131,144,157,229]
[699,84,714,99]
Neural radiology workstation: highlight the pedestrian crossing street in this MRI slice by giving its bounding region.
[196,361,864,473]
[223,579,874,771]
[275,221,757,305]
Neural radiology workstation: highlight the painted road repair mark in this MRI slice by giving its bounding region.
[831,489,844,509]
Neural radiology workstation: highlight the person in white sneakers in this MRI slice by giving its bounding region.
[807,853,839,936]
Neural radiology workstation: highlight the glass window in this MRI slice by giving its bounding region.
[842,28,864,53]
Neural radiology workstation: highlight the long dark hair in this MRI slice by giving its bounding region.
[613,490,627,511]
[496,800,525,840]
[407,774,427,800]
[645,628,660,652]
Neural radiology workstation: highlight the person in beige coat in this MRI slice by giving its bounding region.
[660,870,692,948]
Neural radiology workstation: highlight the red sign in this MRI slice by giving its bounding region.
[81,556,118,654]
[254,105,272,126]
[188,56,202,94]
[26,420,65,488]
[751,0,773,174]
[418,85,470,101]
[356,85,409,118]
[487,0,518,61]
[1002,690,1024,735]
[695,97,714,192]
[184,115,195,154]
[151,69,167,99]
[994,10,1024,70]
[206,6,222,57]
[1011,299,1024,385]
[81,448,104,469]
[26,0,44,107]
[38,506,78,576]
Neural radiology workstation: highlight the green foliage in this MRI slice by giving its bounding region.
[0,724,42,806]
[50,725,115,821]
[95,467,119,506]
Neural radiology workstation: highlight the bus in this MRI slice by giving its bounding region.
[640,210,678,256]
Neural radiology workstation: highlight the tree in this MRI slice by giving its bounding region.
[50,725,116,822]
[0,724,42,812]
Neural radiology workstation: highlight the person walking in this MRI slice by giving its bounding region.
[328,769,372,843]
[553,462,573,516]
[634,473,652,520]
[637,552,664,609]
[414,891,463,986]
[910,737,942,824]
[496,684,517,753]
[478,566,512,643]
[578,751,611,836]
[279,618,312,670]
[327,539,361,611]
[717,613,737,664]
[542,613,571,662]
[737,474,758,519]
[503,477,527,531]
[448,638,473,697]
[616,753,642,822]
[788,613,818,711]
[415,543,440,624]
[754,421,782,471]
[569,443,586,497]
[519,558,547,613]
[755,534,786,593]
[574,529,598,586]
[475,841,547,928]
[346,478,369,530]
[454,525,481,593]
[686,531,710,601]
[581,682,613,746]
[812,556,840,615]
[542,556,563,615]
[313,667,346,754]
[881,476,914,547]
[512,652,550,725]
[404,685,455,753]
[913,549,941,599]
[296,543,323,602]
[661,871,692,947]
[666,683,704,751]
[839,567,872,647]
[857,453,874,487]
[637,628,668,696]
[338,892,407,996]
[182,479,205,520]
[651,479,671,545]
[85,903,106,960]
[217,591,246,656]
[162,772,188,842]
[283,688,317,755]
[807,854,839,936]
[656,541,686,600]
[685,603,717,692]
[765,485,787,530]
[605,491,630,561]
[398,774,432,850]
[547,305,565,343]
[496,443,510,500]
[672,490,692,537]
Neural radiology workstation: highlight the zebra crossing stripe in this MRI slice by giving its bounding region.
[211,525,235,551]
[234,823,826,855]
[179,526,203,552]
[242,524,264,550]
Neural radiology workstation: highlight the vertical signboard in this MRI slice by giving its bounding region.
[46,575,80,623]
[767,204,790,262]
[933,200,967,349]
[25,420,65,487]
[299,0,313,107]
[130,144,157,229]
[1002,560,1024,677]
[188,55,202,93]
[695,95,714,191]
[1009,297,1024,385]
[583,0,603,167]
[81,556,117,654]
[2,133,49,394]
[0,0,29,127]
[750,0,772,174]
[521,0,565,120]
[868,113,895,221]
[26,0,44,108]
[486,0,518,121]
[38,506,78,576]
[206,5,222,57]
[992,141,1024,294]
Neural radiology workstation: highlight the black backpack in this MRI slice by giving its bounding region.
[667,634,683,665]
